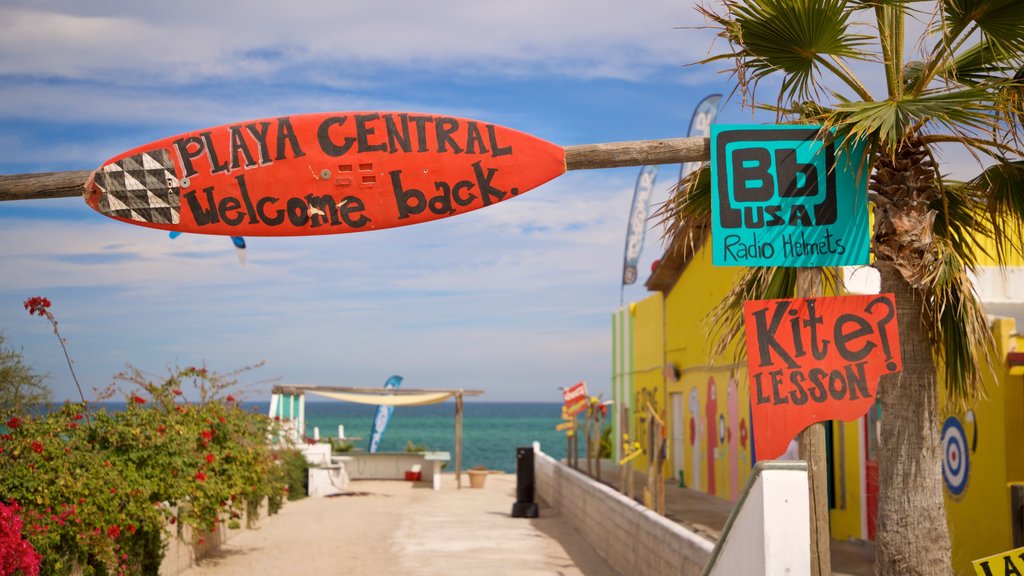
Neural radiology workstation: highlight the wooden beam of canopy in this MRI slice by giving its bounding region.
[272,384,483,397]
[0,137,710,202]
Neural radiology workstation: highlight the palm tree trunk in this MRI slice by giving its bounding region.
[874,262,952,575]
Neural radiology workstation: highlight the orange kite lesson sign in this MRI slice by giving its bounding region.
[743,294,902,460]
[84,112,566,236]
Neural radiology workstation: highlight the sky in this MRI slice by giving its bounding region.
[5,1,970,404]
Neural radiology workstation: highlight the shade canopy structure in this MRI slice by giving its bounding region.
[269,385,484,488]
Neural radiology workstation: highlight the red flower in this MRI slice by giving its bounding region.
[6,417,21,429]
[172,389,182,396]
[72,413,84,421]
[23,296,52,317]
[132,395,146,405]
[156,425,167,434]
[194,471,207,482]
[126,524,136,535]
[107,525,121,539]
[205,453,215,463]
[30,441,43,454]
[225,395,236,403]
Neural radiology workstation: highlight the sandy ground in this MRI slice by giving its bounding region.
[180,473,618,576]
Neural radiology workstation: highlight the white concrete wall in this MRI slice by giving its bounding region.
[704,462,810,576]
[160,499,269,576]
[534,449,713,576]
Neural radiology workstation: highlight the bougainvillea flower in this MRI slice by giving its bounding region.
[23,297,51,316]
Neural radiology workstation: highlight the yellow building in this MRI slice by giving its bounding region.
[612,234,1024,575]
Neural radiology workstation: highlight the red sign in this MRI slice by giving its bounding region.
[743,294,902,460]
[85,112,566,236]
[562,381,589,417]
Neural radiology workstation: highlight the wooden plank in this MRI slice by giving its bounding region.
[0,137,712,203]
[455,394,463,488]
[0,170,94,202]
[795,267,833,576]
[564,137,708,171]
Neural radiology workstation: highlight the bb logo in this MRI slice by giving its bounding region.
[716,127,836,230]
[709,124,869,268]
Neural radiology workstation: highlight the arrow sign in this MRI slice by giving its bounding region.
[84,112,566,237]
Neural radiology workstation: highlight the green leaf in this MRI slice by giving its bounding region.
[700,0,872,101]
[942,0,1024,51]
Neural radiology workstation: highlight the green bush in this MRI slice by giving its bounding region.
[0,364,289,576]
[275,448,309,503]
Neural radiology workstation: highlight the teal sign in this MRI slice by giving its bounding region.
[710,125,868,267]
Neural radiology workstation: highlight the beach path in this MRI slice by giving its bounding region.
[180,473,617,576]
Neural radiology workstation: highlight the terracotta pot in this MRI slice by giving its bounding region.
[467,469,488,488]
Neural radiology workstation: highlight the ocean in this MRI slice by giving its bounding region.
[269,401,578,472]
[83,401,582,472]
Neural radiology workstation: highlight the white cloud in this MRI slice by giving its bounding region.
[0,2,713,84]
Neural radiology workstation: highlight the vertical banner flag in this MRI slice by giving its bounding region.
[622,166,658,285]
[743,294,902,460]
[679,94,722,181]
[563,381,589,417]
[710,125,869,267]
[368,375,403,453]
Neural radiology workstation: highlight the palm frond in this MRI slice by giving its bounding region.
[973,160,1024,261]
[656,164,713,252]
[698,0,874,104]
[831,87,1007,152]
[926,242,996,407]
[940,40,1020,86]
[933,180,990,268]
[942,0,1024,54]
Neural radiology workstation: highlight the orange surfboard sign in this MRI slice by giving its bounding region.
[85,112,566,236]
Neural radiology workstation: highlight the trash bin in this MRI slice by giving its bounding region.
[511,446,539,518]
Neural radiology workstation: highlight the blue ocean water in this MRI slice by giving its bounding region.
[261,401,577,472]
[82,401,580,472]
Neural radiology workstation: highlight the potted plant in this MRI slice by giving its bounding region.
[467,466,489,488]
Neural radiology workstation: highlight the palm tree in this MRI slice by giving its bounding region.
[662,1,1024,574]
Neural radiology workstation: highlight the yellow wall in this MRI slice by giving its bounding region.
[662,248,753,500]
[943,318,1024,574]
[628,293,665,472]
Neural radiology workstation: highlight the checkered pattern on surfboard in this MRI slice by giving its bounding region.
[94,150,181,225]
